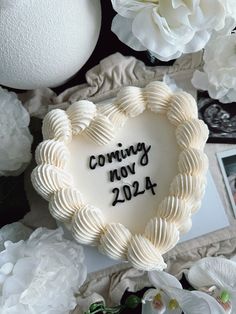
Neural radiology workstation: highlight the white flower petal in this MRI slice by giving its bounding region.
[182,30,211,53]
[133,8,184,58]
[143,289,160,302]
[158,1,191,27]
[111,0,231,61]
[164,287,212,314]
[111,14,146,51]
[111,0,155,18]
[150,49,182,62]
[0,228,86,313]
[148,271,182,290]
[192,291,227,314]
[191,70,209,91]
[220,88,236,103]
[188,257,236,291]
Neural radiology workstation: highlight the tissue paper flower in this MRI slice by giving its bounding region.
[0,228,87,314]
[111,0,231,61]
[142,270,226,314]
[0,87,32,176]
[0,222,32,251]
[192,33,236,103]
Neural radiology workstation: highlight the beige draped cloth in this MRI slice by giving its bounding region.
[20,52,236,313]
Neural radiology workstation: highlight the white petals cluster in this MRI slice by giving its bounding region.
[111,0,235,61]
[192,32,236,103]
[0,87,32,176]
[0,228,87,314]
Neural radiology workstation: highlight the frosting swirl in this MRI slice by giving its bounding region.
[178,148,208,175]
[158,196,191,230]
[84,114,115,145]
[71,204,105,245]
[35,139,69,169]
[127,235,166,271]
[179,217,192,234]
[115,86,146,117]
[145,81,172,114]
[31,164,72,200]
[167,92,198,126]
[99,103,128,129]
[176,119,209,150]
[99,223,132,260]
[42,109,72,142]
[49,187,84,222]
[170,174,206,203]
[66,100,97,135]
[144,217,179,254]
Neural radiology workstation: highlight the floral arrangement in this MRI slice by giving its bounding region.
[0,87,32,176]
[0,227,87,313]
[192,31,236,103]
[111,0,236,62]
[86,256,235,314]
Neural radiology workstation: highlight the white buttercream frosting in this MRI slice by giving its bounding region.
[31,80,209,271]
[114,86,146,117]
[99,223,132,260]
[49,187,84,222]
[84,114,115,145]
[71,204,105,245]
[66,100,97,135]
[178,148,209,175]
[31,164,72,200]
[144,217,179,254]
[127,235,166,271]
[176,119,209,150]
[170,174,203,201]
[179,217,192,234]
[98,103,128,129]
[35,139,69,169]
[145,81,172,113]
[42,109,72,142]
[167,92,198,126]
[158,196,191,230]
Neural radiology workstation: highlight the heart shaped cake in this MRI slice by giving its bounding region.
[31,81,209,271]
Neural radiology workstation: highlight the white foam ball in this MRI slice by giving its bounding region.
[0,0,101,90]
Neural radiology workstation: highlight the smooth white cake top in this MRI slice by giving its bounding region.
[67,110,180,234]
[31,81,209,271]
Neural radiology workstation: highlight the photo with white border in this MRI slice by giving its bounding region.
[217,148,236,217]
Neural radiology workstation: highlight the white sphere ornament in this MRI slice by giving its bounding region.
[0,0,101,90]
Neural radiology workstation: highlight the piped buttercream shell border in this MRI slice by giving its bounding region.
[31,81,209,271]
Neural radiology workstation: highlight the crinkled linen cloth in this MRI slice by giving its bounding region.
[21,53,236,313]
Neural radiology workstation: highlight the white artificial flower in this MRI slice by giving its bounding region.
[192,33,236,103]
[0,87,33,176]
[0,227,87,314]
[188,256,236,313]
[142,270,225,314]
[111,0,232,62]
[0,222,32,252]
